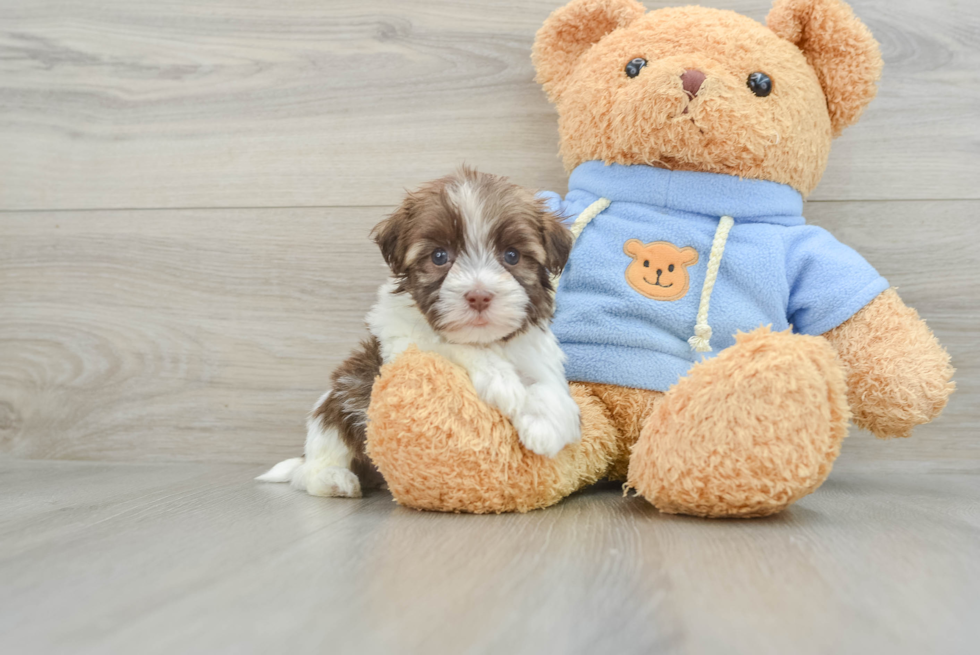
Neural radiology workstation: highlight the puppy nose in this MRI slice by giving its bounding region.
[465,290,494,312]
[681,69,706,98]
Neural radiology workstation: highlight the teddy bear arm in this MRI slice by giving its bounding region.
[822,289,955,439]
[365,348,628,513]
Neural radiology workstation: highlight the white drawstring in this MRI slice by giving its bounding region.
[688,215,734,353]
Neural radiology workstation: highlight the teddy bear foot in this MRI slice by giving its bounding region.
[366,348,625,513]
[628,327,851,518]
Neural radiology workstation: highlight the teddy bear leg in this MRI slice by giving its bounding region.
[366,348,626,513]
[576,383,663,481]
[627,327,851,518]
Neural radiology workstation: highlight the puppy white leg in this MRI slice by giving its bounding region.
[294,394,362,498]
[455,349,528,418]
[512,383,582,458]
[502,327,581,457]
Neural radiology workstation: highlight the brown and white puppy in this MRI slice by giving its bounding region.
[258,168,580,498]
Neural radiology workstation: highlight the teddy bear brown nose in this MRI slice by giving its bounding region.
[681,69,706,98]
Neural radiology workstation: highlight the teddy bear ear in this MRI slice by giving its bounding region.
[623,239,643,257]
[767,0,883,136]
[533,0,646,102]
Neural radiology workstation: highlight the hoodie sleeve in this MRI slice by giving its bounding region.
[536,190,577,226]
[784,225,889,336]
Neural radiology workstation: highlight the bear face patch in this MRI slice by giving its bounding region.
[624,239,699,301]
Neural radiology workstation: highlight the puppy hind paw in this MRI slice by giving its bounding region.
[305,467,362,498]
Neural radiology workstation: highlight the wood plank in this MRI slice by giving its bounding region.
[1,201,977,464]
[1,0,978,210]
[0,458,977,654]
[0,206,391,463]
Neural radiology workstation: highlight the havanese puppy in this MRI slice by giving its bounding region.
[258,168,580,498]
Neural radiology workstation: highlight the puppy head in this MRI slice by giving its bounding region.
[372,167,573,344]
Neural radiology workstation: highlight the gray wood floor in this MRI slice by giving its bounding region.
[1,1,979,653]
[1,457,978,655]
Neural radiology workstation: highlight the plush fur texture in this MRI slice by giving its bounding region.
[363,0,954,518]
[367,328,851,517]
[366,348,623,513]
[824,289,955,439]
[532,0,882,196]
[627,327,851,517]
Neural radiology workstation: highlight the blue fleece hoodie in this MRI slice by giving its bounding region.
[539,161,888,392]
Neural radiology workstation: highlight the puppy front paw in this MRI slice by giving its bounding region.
[513,387,582,458]
[303,467,362,498]
[470,367,527,417]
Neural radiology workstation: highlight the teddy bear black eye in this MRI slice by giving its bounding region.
[625,58,647,79]
[668,264,675,272]
[747,72,773,97]
[643,260,650,267]
[431,248,449,266]
[503,248,521,265]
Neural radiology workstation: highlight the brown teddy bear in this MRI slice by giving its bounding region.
[365,0,955,517]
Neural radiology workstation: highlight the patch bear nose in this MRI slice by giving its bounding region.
[465,290,494,312]
[681,69,706,98]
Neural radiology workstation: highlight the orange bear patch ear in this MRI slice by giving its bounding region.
[767,0,882,136]
[623,238,644,258]
[679,246,699,266]
[533,0,646,102]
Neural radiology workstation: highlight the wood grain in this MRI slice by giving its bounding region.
[1,201,976,464]
[0,458,978,654]
[1,0,978,211]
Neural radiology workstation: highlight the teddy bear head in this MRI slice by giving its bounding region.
[623,239,699,300]
[532,0,882,197]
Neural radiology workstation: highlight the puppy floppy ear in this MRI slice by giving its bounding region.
[541,211,575,275]
[372,195,415,276]
[767,0,882,136]
[533,0,646,102]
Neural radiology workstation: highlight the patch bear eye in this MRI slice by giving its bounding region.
[431,248,449,266]
[503,248,521,265]
[625,58,647,79]
[643,260,650,267]
[668,264,675,272]
[747,72,773,97]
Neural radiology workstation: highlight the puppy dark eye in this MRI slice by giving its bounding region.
[643,260,649,267]
[503,248,521,265]
[625,58,647,79]
[668,264,675,272]
[431,248,449,266]
[747,72,772,97]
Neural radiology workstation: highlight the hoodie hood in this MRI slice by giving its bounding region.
[568,161,804,226]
